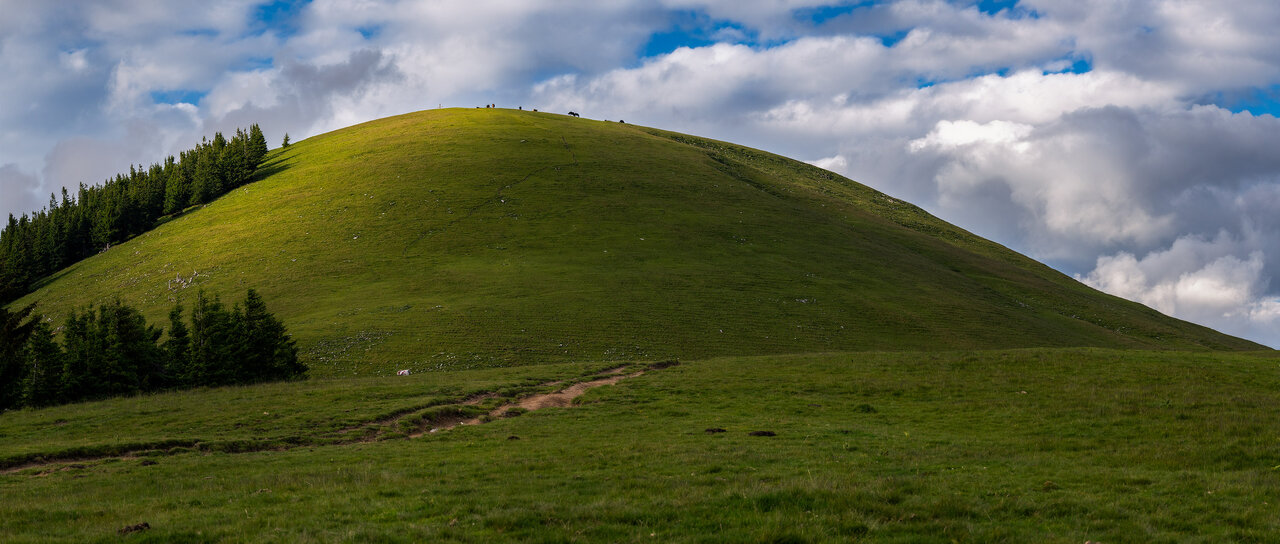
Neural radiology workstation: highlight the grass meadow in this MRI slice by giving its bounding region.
[4,348,1279,542]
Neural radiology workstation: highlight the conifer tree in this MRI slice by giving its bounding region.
[21,321,64,407]
[189,145,220,206]
[98,299,165,394]
[2,289,303,408]
[248,124,268,166]
[0,302,38,410]
[240,289,304,382]
[2,215,35,299]
[164,163,190,215]
[164,303,192,386]
[220,131,248,189]
[58,309,97,403]
[58,301,165,398]
[188,290,239,386]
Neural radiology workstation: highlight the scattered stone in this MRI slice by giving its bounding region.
[748,430,776,437]
[704,428,727,434]
[118,522,150,536]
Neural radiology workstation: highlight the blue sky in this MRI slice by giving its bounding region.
[1,0,1279,346]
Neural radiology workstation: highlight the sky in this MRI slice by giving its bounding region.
[1,0,1278,347]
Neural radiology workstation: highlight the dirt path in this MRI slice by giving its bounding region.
[5,363,671,474]
[415,368,643,436]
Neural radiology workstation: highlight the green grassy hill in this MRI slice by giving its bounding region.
[13,109,1263,377]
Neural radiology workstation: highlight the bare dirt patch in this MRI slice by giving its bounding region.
[414,368,643,437]
[512,372,636,411]
[6,364,665,472]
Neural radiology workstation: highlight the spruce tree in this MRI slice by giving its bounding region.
[22,321,64,407]
[0,302,38,410]
[164,303,192,386]
[91,303,134,396]
[220,132,248,189]
[2,215,35,300]
[248,124,268,167]
[163,166,190,215]
[58,309,97,403]
[239,289,304,382]
[188,291,238,386]
[98,300,165,394]
[189,146,220,206]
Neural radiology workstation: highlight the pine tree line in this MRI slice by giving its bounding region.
[0,125,270,304]
[0,289,304,411]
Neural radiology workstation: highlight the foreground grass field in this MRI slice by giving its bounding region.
[4,348,1279,542]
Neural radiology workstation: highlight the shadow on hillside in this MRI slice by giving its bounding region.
[27,262,83,295]
[249,150,296,183]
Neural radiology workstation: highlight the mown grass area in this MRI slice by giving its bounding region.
[3,348,1279,542]
[12,109,1262,380]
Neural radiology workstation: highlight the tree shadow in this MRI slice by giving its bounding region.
[28,262,83,294]
[248,150,296,183]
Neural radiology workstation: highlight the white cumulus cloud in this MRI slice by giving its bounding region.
[1080,237,1278,346]
[2,0,1279,346]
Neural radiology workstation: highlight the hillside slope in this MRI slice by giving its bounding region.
[13,109,1264,375]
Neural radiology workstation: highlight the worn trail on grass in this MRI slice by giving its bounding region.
[2,363,669,475]
[413,366,642,437]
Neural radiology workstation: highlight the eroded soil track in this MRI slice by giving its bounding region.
[413,366,643,437]
[2,361,673,475]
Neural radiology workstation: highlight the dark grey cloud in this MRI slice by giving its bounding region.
[205,48,402,144]
[0,164,42,219]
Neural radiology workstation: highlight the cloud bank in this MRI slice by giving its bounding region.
[1,0,1278,346]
